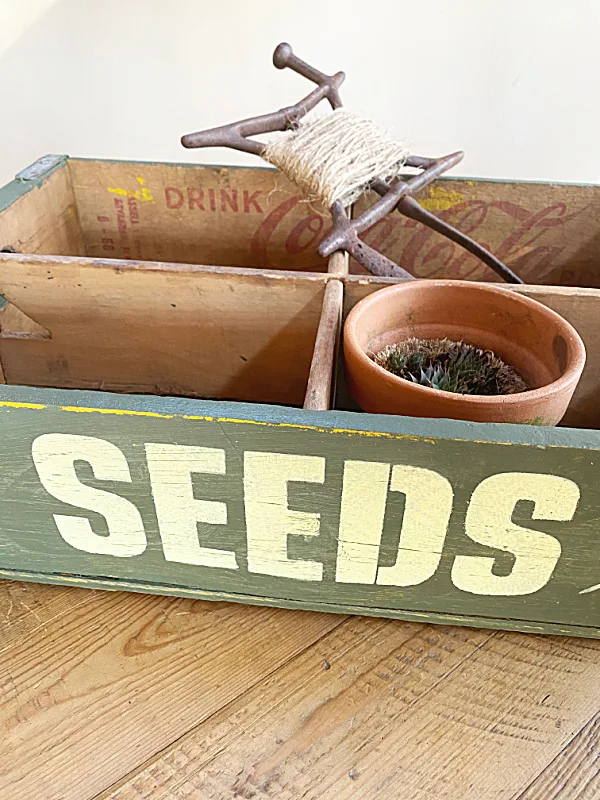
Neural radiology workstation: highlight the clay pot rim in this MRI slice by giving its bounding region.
[345,280,587,407]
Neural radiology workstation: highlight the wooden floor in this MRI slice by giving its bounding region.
[1,580,599,799]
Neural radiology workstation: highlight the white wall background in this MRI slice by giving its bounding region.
[1,0,599,186]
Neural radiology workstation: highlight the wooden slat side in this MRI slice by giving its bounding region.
[353,180,600,287]
[304,279,343,410]
[68,159,328,271]
[341,279,600,429]
[0,166,85,256]
[0,256,327,405]
[512,286,600,429]
[2,567,599,640]
[0,397,599,639]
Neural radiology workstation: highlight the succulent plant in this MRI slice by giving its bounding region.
[373,338,528,396]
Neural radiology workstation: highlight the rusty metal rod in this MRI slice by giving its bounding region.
[181,85,335,154]
[181,42,344,153]
[273,42,345,109]
[318,152,465,255]
[392,194,523,284]
[323,202,415,280]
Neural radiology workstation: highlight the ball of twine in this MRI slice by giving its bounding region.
[263,109,410,210]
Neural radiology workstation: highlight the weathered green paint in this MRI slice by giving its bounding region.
[0,385,598,637]
[0,154,68,214]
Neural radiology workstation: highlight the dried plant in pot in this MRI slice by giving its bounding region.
[343,281,586,425]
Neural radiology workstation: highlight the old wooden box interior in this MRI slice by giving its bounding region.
[0,155,598,426]
[0,155,599,640]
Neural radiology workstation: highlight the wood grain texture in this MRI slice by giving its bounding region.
[1,159,600,800]
[98,619,600,800]
[353,178,600,287]
[0,255,328,404]
[98,617,477,798]
[68,159,328,271]
[0,584,341,800]
[327,251,348,276]
[0,164,84,256]
[304,279,343,410]
[516,711,600,799]
[0,299,51,340]
[342,278,600,429]
[514,286,600,429]
[2,158,599,287]
[3,581,600,800]
[0,579,98,653]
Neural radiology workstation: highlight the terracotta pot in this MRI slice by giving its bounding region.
[344,280,586,425]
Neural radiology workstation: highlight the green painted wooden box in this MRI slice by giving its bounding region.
[1,154,599,638]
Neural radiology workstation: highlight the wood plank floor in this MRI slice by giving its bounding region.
[1,580,599,799]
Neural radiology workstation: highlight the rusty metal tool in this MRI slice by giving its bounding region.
[182,43,523,284]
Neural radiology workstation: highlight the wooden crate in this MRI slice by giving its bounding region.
[0,154,599,639]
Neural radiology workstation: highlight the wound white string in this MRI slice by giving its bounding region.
[263,109,410,210]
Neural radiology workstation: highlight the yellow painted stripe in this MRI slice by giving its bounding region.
[0,399,433,442]
[61,406,173,419]
[0,400,47,410]
[186,414,431,441]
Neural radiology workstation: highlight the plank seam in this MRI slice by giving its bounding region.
[93,621,492,800]
[2,568,596,639]
[511,709,600,800]
[352,629,497,760]
[91,615,350,800]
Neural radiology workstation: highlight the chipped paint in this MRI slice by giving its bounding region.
[61,405,172,419]
[0,399,577,449]
[580,583,600,594]
[0,400,434,443]
[419,186,465,212]
[107,177,154,202]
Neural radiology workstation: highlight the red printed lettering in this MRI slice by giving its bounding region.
[127,196,139,224]
[251,196,299,265]
[243,190,263,214]
[164,186,267,215]
[114,199,127,237]
[113,197,130,257]
[187,188,205,210]
[220,188,239,212]
[359,197,586,284]
[286,214,324,255]
[165,187,184,209]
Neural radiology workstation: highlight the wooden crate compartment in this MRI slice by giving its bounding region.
[0,255,342,409]
[353,180,600,286]
[0,155,331,272]
[338,276,600,430]
[4,155,600,286]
